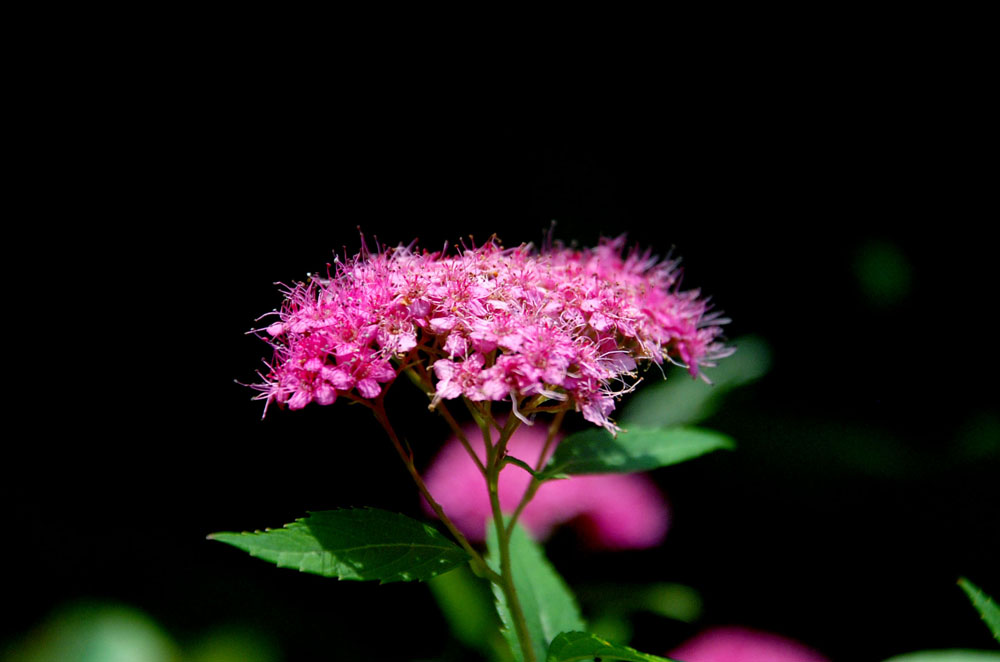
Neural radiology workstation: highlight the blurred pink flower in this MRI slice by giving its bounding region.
[422,423,669,549]
[668,626,828,662]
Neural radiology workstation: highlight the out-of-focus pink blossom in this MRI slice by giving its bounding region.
[252,235,730,430]
[667,626,828,662]
[422,424,669,549]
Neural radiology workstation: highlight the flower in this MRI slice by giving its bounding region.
[251,235,730,430]
[422,424,669,549]
[667,626,829,662]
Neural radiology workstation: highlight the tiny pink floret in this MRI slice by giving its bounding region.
[422,424,669,549]
[251,235,729,429]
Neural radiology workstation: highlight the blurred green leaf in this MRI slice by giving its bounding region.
[576,583,702,623]
[641,583,702,622]
[546,631,680,662]
[428,563,511,661]
[585,614,633,647]
[5,602,179,662]
[542,426,734,477]
[186,627,279,662]
[854,239,912,307]
[959,578,1000,643]
[622,335,771,428]
[209,509,468,582]
[487,523,585,662]
[955,413,1000,462]
[880,651,1000,661]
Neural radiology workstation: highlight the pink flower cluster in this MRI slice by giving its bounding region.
[423,424,669,549]
[253,236,729,429]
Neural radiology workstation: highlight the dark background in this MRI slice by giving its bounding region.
[6,52,997,661]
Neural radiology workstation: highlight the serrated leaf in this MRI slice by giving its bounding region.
[487,524,585,662]
[622,335,771,428]
[959,578,1000,643]
[880,651,1000,662]
[208,509,468,583]
[542,426,734,477]
[546,631,680,662]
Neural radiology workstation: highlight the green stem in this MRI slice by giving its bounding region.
[506,408,567,537]
[482,411,537,662]
[400,361,543,661]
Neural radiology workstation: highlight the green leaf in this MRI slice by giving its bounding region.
[546,631,680,662]
[622,335,771,428]
[880,651,1000,662]
[487,524,585,662]
[959,578,1000,643]
[543,426,734,477]
[208,509,469,583]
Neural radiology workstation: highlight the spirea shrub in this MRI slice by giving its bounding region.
[216,233,754,662]
[213,232,998,661]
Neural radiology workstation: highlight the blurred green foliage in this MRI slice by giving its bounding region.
[622,335,772,428]
[428,564,511,661]
[854,239,913,307]
[880,652,1000,661]
[956,414,1000,463]
[576,582,702,624]
[4,603,179,662]
[3,602,279,662]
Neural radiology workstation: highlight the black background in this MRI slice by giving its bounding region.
[6,46,997,661]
